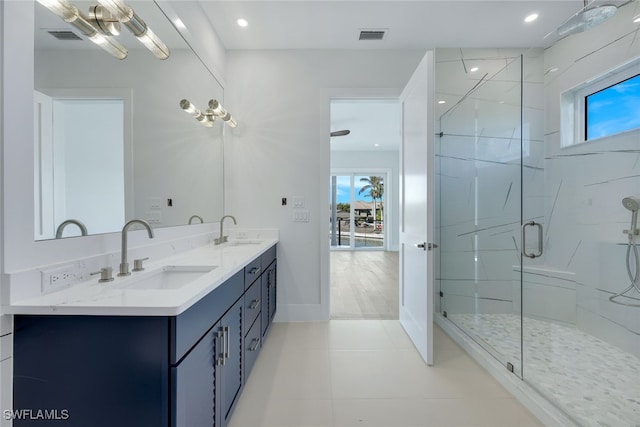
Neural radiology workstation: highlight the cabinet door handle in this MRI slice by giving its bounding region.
[249,299,261,310]
[250,267,261,275]
[249,337,261,352]
[223,326,230,361]
[216,329,225,366]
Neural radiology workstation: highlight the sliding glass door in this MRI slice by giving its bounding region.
[330,172,386,250]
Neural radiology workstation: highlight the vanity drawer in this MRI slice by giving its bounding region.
[244,257,262,289]
[244,280,262,333]
[243,316,262,383]
[170,270,244,364]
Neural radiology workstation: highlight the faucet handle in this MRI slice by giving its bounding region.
[91,267,114,283]
[133,257,149,272]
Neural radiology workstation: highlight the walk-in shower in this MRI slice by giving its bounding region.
[435,2,640,424]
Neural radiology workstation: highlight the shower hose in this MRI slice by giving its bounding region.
[609,239,640,307]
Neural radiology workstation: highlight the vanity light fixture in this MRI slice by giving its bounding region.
[37,0,128,59]
[96,0,170,59]
[207,99,238,128]
[180,99,215,128]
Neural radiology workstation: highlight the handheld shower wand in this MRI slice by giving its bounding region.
[622,197,640,240]
[610,196,640,307]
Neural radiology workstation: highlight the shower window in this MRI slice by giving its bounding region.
[585,73,640,140]
[561,58,640,147]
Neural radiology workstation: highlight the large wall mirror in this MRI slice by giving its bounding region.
[34,0,224,241]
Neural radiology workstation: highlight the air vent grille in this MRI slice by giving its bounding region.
[359,30,386,41]
[48,30,82,41]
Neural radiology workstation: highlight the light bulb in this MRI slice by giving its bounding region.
[208,99,227,117]
[137,27,170,60]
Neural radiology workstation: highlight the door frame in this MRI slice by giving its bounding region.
[330,168,392,251]
[319,89,404,320]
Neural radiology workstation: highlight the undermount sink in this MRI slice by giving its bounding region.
[118,265,217,290]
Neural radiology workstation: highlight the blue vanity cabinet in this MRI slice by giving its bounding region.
[261,259,277,339]
[218,297,243,427]
[172,326,218,426]
[243,279,262,382]
[13,244,277,427]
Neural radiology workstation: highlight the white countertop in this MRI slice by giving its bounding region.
[6,238,278,316]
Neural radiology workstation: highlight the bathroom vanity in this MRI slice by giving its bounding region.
[10,240,277,427]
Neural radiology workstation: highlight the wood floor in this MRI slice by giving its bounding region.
[330,251,399,320]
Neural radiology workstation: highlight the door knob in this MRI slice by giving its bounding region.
[415,242,438,251]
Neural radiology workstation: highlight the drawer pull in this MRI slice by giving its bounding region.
[249,299,261,310]
[249,337,261,352]
[249,266,261,275]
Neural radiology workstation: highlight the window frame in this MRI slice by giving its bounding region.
[561,58,640,147]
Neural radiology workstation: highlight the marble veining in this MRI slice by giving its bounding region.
[449,313,640,427]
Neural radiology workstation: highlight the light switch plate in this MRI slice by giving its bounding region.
[293,210,310,222]
[293,196,305,208]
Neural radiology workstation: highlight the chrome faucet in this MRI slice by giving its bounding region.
[55,219,88,238]
[214,215,237,245]
[189,215,204,224]
[118,219,154,276]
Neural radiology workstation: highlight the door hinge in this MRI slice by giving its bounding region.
[507,362,514,373]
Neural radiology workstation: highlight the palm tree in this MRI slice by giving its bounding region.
[358,176,383,227]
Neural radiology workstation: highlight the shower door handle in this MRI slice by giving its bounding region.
[521,221,543,258]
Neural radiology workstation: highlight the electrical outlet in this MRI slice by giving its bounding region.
[41,264,83,293]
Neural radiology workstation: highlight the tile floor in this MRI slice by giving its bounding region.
[229,320,543,427]
[450,313,640,426]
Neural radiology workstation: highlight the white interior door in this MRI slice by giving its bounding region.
[399,52,434,365]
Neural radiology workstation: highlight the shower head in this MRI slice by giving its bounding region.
[557,3,617,37]
[623,196,640,211]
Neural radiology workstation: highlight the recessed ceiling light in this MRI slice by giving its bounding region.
[374,144,380,147]
[237,18,249,28]
[174,18,186,30]
[470,67,479,73]
[438,100,446,104]
[524,13,539,23]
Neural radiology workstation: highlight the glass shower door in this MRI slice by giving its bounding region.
[437,52,524,376]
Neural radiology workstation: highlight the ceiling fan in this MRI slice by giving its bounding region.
[330,130,350,137]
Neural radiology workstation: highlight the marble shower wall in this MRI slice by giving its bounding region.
[435,49,545,320]
[543,3,640,358]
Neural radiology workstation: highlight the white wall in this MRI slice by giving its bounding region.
[331,150,400,250]
[224,49,425,320]
[543,3,640,357]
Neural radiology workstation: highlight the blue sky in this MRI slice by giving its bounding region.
[587,74,640,140]
[332,175,382,204]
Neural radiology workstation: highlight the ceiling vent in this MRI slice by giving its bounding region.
[47,30,82,41]
[358,30,386,41]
